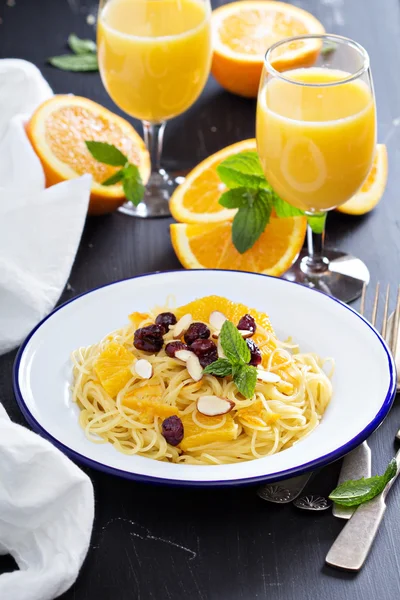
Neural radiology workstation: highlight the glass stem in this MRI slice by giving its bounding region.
[142,120,166,176]
[303,213,329,275]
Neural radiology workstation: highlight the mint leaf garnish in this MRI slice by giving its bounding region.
[307,213,327,234]
[321,42,337,57]
[219,321,250,365]
[219,187,257,209]
[85,141,128,167]
[329,458,397,507]
[48,54,98,71]
[233,364,257,398]
[273,195,305,218]
[102,169,125,186]
[68,33,97,55]
[203,358,233,377]
[122,164,145,206]
[217,150,308,253]
[86,142,144,206]
[208,321,257,398]
[217,151,266,189]
[232,188,272,253]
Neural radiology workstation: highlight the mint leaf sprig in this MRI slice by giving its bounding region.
[329,458,397,507]
[204,321,257,398]
[85,141,144,206]
[48,33,98,72]
[217,150,323,254]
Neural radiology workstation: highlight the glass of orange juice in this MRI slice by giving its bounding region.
[257,34,376,302]
[98,0,212,217]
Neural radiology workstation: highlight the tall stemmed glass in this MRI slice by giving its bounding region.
[256,34,376,302]
[98,0,212,218]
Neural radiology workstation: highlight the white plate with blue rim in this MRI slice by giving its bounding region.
[13,269,396,486]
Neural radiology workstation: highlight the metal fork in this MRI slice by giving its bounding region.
[333,282,400,519]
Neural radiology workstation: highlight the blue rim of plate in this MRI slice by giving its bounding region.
[13,269,397,487]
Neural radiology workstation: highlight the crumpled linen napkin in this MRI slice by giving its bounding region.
[0,58,92,355]
[0,59,95,599]
[0,405,95,600]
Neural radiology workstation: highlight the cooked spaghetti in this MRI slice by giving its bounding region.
[71,296,333,465]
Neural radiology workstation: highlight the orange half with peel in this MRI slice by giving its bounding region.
[211,0,325,98]
[27,95,150,215]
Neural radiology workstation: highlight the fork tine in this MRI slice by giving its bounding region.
[360,282,367,317]
[371,282,380,327]
[381,284,390,339]
[390,285,400,357]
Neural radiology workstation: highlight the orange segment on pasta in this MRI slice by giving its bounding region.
[237,401,280,427]
[176,294,276,363]
[123,396,179,424]
[179,411,238,451]
[128,312,150,328]
[94,342,134,398]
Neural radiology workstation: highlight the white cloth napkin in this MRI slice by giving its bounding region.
[0,60,95,599]
[0,59,92,355]
[0,405,94,600]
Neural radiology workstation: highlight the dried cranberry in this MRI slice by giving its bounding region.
[184,322,210,345]
[155,312,177,333]
[165,340,189,358]
[162,415,184,446]
[237,314,256,336]
[134,324,164,353]
[247,339,262,366]
[190,338,218,368]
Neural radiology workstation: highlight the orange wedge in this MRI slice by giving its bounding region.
[170,139,256,223]
[27,95,150,215]
[94,342,134,398]
[211,1,325,98]
[170,217,306,277]
[337,144,388,215]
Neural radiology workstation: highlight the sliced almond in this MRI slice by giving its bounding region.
[134,359,153,380]
[173,313,192,338]
[186,354,203,382]
[175,349,195,362]
[256,368,281,383]
[197,395,234,416]
[212,331,220,339]
[238,329,253,339]
[217,337,226,359]
[209,311,227,331]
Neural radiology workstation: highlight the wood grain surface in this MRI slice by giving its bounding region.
[1,0,400,598]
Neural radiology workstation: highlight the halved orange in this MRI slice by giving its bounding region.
[170,217,306,277]
[27,95,150,215]
[170,139,256,224]
[212,1,325,98]
[337,144,388,215]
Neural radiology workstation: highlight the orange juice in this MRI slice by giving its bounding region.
[98,0,212,123]
[256,68,376,212]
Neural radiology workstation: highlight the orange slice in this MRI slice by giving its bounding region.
[237,400,280,427]
[180,412,238,451]
[27,95,150,216]
[337,144,388,215]
[170,139,256,224]
[170,217,306,277]
[123,396,178,425]
[94,342,134,398]
[211,1,325,98]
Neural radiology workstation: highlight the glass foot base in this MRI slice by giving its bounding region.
[118,169,186,218]
[283,249,370,303]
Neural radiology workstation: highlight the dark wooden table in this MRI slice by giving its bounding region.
[1,0,400,598]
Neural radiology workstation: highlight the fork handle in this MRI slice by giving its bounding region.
[326,495,386,571]
[332,441,371,519]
